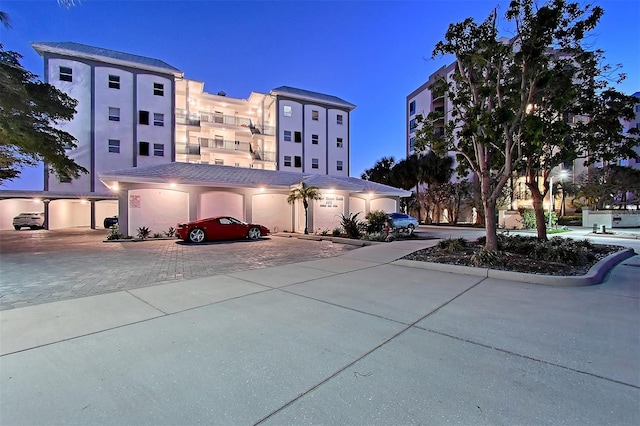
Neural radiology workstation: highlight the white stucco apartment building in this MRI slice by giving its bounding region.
[0,42,407,234]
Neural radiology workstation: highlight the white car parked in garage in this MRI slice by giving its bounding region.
[13,212,45,230]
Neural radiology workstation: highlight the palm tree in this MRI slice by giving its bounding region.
[287,182,322,234]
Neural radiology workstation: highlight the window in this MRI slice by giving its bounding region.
[294,131,302,143]
[108,139,120,153]
[108,75,120,89]
[108,107,120,122]
[294,156,302,168]
[284,155,292,167]
[214,135,223,148]
[59,66,72,82]
[153,143,164,157]
[139,110,149,125]
[409,118,417,133]
[153,83,164,96]
[312,134,318,145]
[284,130,292,142]
[409,100,416,115]
[214,159,224,165]
[234,162,240,167]
[283,105,292,117]
[409,137,415,152]
[312,110,319,121]
[59,175,72,183]
[635,105,640,113]
[139,141,150,156]
[153,113,164,126]
[336,138,343,148]
[337,160,343,171]
[214,111,223,124]
[312,158,319,169]
[337,114,343,125]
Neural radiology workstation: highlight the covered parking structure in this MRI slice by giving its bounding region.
[99,163,411,237]
[0,190,118,231]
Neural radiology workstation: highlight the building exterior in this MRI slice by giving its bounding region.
[0,42,369,231]
[618,91,640,169]
[175,82,354,176]
[31,41,182,195]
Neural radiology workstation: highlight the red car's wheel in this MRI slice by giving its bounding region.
[247,227,261,240]
[188,227,206,243]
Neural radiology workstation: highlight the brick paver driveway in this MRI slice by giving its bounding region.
[0,228,355,310]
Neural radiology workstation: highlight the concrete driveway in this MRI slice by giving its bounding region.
[1,232,638,425]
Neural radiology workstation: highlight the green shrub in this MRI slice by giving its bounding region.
[518,208,557,229]
[470,249,501,267]
[557,215,582,226]
[137,226,150,240]
[332,227,343,237]
[365,210,388,234]
[106,225,123,240]
[166,226,176,237]
[337,212,363,239]
[437,237,467,253]
[152,232,163,238]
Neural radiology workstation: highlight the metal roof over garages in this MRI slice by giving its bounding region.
[99,163,411,196]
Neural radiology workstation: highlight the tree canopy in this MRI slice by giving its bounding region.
[415,0,638,249]
[0,40,87,183]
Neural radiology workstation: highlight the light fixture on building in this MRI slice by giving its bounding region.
[169,182,177,188]
[111,183,119,191]
[33,198,41,203]
[80,199,88,204]
[259,187,265,192]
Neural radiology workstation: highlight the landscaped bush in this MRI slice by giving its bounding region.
[137,226,150,240]
[106,225,123,240]
[557,215,582,226]
[332,227,343,237]
[365,210,388,234]
[437,237,467,253]
[518,208,557,229]
[166,226,176,237]
[338,212,364,239]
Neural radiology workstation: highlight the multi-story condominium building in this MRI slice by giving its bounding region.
[31,41,182,195]
[175,82,355,176]
[619,91,640,169]
[406,63,455,157]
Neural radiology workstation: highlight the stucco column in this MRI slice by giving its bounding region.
[118,189,129,236]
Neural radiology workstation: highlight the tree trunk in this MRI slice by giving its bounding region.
[530,188,547,240]
[483,198,498,251]
[303,207,309,234]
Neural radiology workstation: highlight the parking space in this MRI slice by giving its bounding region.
[0,228,355,310]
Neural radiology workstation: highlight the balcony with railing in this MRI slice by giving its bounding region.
[176,110,200,126]
[176,109,276,136]
[199,137,275,163]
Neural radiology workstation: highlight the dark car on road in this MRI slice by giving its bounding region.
[103,216,118,228]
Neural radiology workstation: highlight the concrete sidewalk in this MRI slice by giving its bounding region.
[1,239,639,425]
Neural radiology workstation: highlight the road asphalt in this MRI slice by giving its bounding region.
[1,228,639,425]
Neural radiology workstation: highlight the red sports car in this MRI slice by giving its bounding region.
[176,216,270,243]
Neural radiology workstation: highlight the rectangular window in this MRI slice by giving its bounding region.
[108,107,120,122]
[312,158,319,169]
[635,105,640,113]
[139,110,149,125]
[153,143,164,157]
[294,131,302,143]
[139,141,150,156]
[409,100,416,115]
[294,156,302,168]
[153,113,164,126]
[214,135,223,148]
[337,114,343,125]
[284,155,292,167]
[153,83,164,96]
[337,160,343,171]
[409,137,415,152]
[59,66,72,82]
[409,118,417,133]
[312,134,318,145]
[108,75,120,89]
[312,110,319,121]
[336,138,343,148]
[214,158,224,165]
[108,139,120,153]
[234,162,240,167]
[283,105,292,117]
[214,111,223,124]
[284,130,292,142]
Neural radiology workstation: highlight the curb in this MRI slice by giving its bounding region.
[391,248,636,286]
[270,233,383,247]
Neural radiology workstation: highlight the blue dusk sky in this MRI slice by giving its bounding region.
[1,0,639,190]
